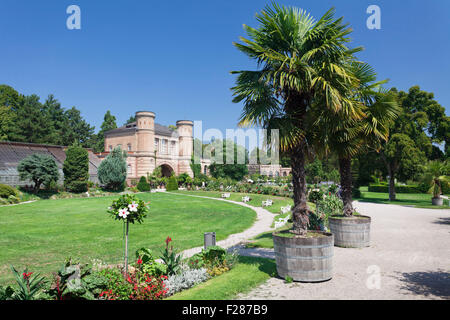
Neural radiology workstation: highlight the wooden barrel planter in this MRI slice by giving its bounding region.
[431,197,443,206]
[272,231,333,282]
[328,215,371,248]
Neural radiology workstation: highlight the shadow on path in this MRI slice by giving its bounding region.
[433,217,450,225]
[396,270,450,299]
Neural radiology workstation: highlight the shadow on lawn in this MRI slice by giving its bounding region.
[396,270,450,299]
[238,255,277,277]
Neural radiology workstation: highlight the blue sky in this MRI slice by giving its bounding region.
[0,0,449,135]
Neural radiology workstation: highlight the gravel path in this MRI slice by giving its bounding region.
[236,201,450,300]
[165,192,275,259]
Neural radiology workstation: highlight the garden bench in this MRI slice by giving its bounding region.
[221,193,231,198]
[242,196,250,203]
[262,199,273,207]
[274,216,290,229]
[280,205,291,214]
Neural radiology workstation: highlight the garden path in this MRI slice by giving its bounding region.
[165,192,276,259]
[235,201,450,300]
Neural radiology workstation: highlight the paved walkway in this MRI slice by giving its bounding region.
[165,192,275,259]
[236,201,450,300]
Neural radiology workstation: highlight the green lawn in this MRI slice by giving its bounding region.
[166,256,276,300]
[357,186,449,209]
[0,192,255,285]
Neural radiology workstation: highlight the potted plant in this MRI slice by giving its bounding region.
[421,160,449,206]
[107,194,149,275]
[231,4,366,282]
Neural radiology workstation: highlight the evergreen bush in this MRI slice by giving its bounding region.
[98,147,127,191]
[63,143,89,193]
[136,176,150,192]
[166,176,178,191]
[0,184,19,198]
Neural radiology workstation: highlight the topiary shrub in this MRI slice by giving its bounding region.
[0,184,19,199]
[166,176,178,191]
[136,176,150,192]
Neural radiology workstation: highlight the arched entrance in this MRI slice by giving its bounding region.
[159,164,174,177]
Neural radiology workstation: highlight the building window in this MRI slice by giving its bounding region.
[170,141,175,154]
[204,166,207,175]
[127,144,132,151]
[108,145,112,152]
[127,164,132,174]
[155,138,159,153]
[162,139,167,154]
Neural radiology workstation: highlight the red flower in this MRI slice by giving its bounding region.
[137,257,143,265]
[22,272,33,279]
[165,236,172,245]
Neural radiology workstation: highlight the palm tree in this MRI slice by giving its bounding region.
[313,62,399,216]
[231,4,362,234]
[421,160,449,200]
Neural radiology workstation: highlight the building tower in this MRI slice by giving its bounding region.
[176,120,194,177]
[135,111,155,177]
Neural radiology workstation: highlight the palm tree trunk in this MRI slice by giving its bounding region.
[290,144,310,235]
[388,165,396,201]
[339,157,353,216]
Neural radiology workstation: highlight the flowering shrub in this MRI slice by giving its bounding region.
[126,273,167,300]
[163,267,210,296]
[317,194,344,220]
[107,194,149,224]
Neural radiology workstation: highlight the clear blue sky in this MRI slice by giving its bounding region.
[1,0,449,134]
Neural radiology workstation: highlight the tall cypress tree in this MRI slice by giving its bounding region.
[63,143,89,193]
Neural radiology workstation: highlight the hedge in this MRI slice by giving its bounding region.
[368,184,421,194]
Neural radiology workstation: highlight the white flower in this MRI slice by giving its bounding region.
[128,202,138,212]
[118,208,129,218]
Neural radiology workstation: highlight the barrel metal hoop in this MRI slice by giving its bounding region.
[330,229,370,234]
[275,252,333,260]
[277,266,333,275]
[273,243,333,249]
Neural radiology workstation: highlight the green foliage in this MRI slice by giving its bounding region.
[98,146,127,191]
[93,110,118,153]
[308,189,324,203]
[44,258,107,300]
[136,176,150,192]
[306,160,326,184]
[160,237,182,275]
[385,133,426,182]
[63,143,89,193]
[17,153,59,193]
[10,265,46,300]
[420,160,449,197]
[0,284,15,300]
[166,175,179,191]
[97,268,132,300]
[202,246,227,265]
[0,184,19,198]
[317,194,344,221]
[135,248,168,277]
[208,139,248,181]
